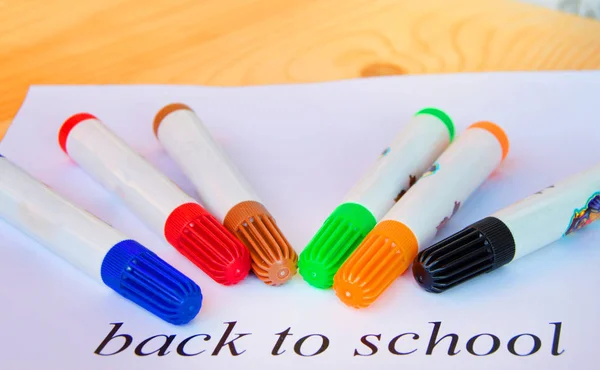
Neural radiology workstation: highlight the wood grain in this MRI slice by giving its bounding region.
[1,0,600,139]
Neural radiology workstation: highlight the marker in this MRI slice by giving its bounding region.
[59,113,251,286]
[334,121,509,308]
[414,163,600,293]
[153,104,298,286]
[299,108,455,288]
[0,155,202,325]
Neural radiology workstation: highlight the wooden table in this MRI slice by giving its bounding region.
[1,0,599,139]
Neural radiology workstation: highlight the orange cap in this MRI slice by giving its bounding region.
[333,220,418,308]
[468,121,509,161]
[224,201,298,285]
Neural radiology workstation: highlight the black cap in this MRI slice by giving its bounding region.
[413,217,516,293]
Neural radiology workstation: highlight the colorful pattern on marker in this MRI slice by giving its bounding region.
[436,201,461,233]
[394,175,417,202]
[422,163,439,178]
[565,192,600,235]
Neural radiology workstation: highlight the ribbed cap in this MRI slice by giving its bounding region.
[101,240,202,325]
[224,200,298,286]
[333,220,418,308]
[299,202,376,289]
[413,216,516,293]
[164,203,251,285]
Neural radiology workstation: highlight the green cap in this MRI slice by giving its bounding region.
[299,202,377,289]
[415,107,455,142]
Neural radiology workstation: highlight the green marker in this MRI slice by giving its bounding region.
[298,108,454,288]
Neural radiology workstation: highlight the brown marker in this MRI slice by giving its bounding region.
[153,104,297,285]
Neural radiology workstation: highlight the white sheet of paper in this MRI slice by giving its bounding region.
[0,71,599,370]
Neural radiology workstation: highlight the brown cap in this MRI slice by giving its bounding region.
[153,103,193,137]
[224,201,298,286]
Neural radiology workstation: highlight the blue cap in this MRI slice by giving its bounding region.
[101,240,202,325]
[0,154,3,157]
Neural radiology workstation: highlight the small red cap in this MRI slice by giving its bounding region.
[59,113,97,154]
[164,202,251,285]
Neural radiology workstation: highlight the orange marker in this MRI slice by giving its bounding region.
[153,104,297,286]
[334,122,509,308]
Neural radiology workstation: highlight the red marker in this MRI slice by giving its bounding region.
[59,113,251,285]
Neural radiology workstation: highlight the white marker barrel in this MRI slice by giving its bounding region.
[61,114,194,232]
[334,121,509,308]
[154,105,261,222]
[0,155,203,324]
[343,108,455,220]
[59,113,251,286]
[494,163,600,260]
[414,163,600,293]
[0,155,118,280]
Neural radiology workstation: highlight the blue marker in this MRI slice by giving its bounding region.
[0,155,202,324]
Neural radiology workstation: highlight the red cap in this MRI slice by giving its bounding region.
[164,202,251,285]
[59,113,98,154]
